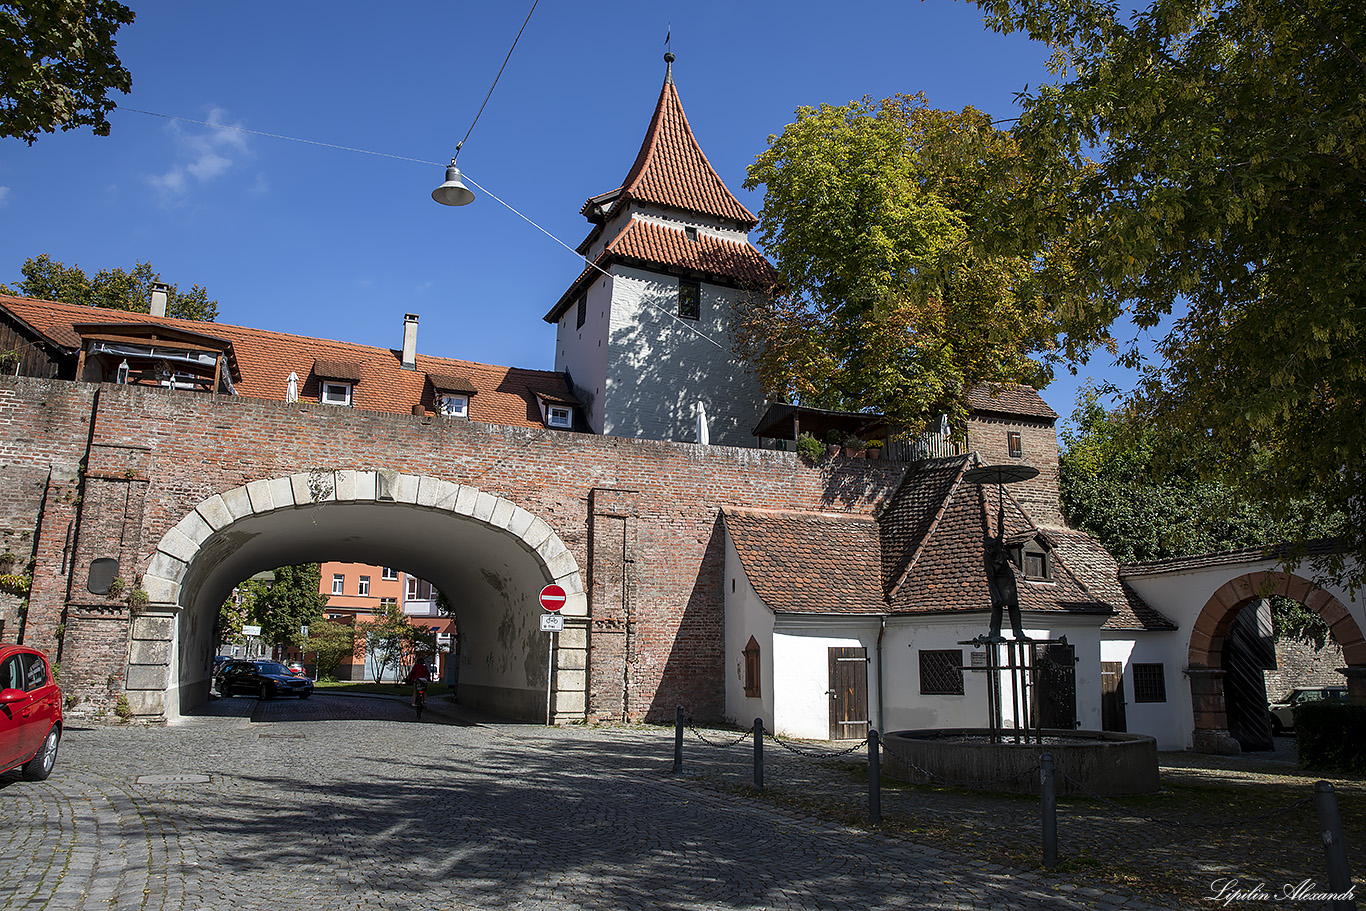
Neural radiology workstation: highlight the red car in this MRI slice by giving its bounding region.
[0,644,63,781]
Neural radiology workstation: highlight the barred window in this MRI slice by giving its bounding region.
[919,649,964,695]
[1133,663,1167,703]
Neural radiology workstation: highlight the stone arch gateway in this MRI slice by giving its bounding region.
[1185,570,1366,753]
[136,471,588,721]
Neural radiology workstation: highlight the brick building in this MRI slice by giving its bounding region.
[0,55,1360,753]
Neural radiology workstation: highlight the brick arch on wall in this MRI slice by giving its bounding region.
[1185,570,1366,753]
[132,470,587,720]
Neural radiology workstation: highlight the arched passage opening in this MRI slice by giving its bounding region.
[1186,570,1366,753]
[131,471,586,723]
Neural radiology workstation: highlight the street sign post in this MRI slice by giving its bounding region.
[242,625,262,636]
[539,584,567,612]
[540,614,564,632]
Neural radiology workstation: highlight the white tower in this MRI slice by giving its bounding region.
[545,53,774,447]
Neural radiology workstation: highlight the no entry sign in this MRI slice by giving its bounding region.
[539,584,567,612]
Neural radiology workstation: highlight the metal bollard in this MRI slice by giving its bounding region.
[1041,752,1057,869]
[754,717,764,791]
[673,705,684,773]
[869,729,882,824]
[1314,781,1356,911]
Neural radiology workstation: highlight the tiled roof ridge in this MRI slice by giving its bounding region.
[722,505,877,523]
[611,75,757,227]
[885,456,974,600]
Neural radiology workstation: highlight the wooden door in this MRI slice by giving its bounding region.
[828,647,869,740]
[1101,661,1127,732]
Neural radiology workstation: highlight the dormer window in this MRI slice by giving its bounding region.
[547,405,572,428]
[438,394,468,418]
[685,226,699,242]
[321,382,352,406]
[1009,542,1052,582]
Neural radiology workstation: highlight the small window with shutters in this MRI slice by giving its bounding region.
[1008,431,1023,458]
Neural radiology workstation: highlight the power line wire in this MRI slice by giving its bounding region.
[455,0,540,155]
[114,106,728,351]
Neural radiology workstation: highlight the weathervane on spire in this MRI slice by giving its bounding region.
[664,25,674,83]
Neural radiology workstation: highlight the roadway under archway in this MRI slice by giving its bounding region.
[133,471,587,723]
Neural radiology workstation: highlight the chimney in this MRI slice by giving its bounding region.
[401,313,419,370]
[149,282,171,318]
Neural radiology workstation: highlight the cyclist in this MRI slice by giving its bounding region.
[405,657,432,709]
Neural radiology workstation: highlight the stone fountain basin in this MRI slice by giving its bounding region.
[882,728,1160,796]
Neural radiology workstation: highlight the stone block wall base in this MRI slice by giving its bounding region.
[1192,729,1242,755]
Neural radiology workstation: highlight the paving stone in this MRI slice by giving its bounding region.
[3,695,1337,910]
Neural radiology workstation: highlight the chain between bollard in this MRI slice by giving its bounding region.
[762,726,869,757]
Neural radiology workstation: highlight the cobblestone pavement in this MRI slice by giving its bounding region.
[0,693,1350,911]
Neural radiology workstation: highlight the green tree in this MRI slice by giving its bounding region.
[303,620,357,681]
[973,0,1366,587]
[740,94,1088,433]
[357,602,434,684]
[1,0,136,143]
[1060,384,1344,643]
[2,255,219,321]
[249,564,328,652]
[216,588,250,647]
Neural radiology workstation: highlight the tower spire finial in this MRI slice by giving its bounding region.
[664,49,674,85]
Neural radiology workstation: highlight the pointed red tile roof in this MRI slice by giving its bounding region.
[0,294,581,431]
[593,61,757,229]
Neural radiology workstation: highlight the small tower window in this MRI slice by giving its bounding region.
[576,295,587,330]
[1007,431,1023,458]
[679,280,701,321]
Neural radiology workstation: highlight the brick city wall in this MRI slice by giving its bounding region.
[3,376,908,722]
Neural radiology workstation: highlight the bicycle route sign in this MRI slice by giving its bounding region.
[539,584,566,612]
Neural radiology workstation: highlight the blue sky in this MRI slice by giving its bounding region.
[0,0,1155,428]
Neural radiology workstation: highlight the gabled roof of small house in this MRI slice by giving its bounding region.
[883,478,1154,622]
[879,455,973,591]
[966,383,1058,421]
[0,293,582,432]
[723,507,883,614]
[1043,529,1177,630]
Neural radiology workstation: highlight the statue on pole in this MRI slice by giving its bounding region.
[964,463,1039,642]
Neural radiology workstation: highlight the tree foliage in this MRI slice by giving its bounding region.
[303,620,358,681]
[356,603,434,684]
[1,0,135,144]
[2,255,219,321]
[974,0,1366,587]
[1060,385,1343,643]
[740,95,1089,432]
[247,564,328,651]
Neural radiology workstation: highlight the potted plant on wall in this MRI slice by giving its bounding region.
[824,430,843,457]
[843,435,867,458]
[866,439,884,460]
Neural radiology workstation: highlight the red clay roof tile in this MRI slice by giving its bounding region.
[1,294,580,432]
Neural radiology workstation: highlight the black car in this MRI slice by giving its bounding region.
[214,660,314,700]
